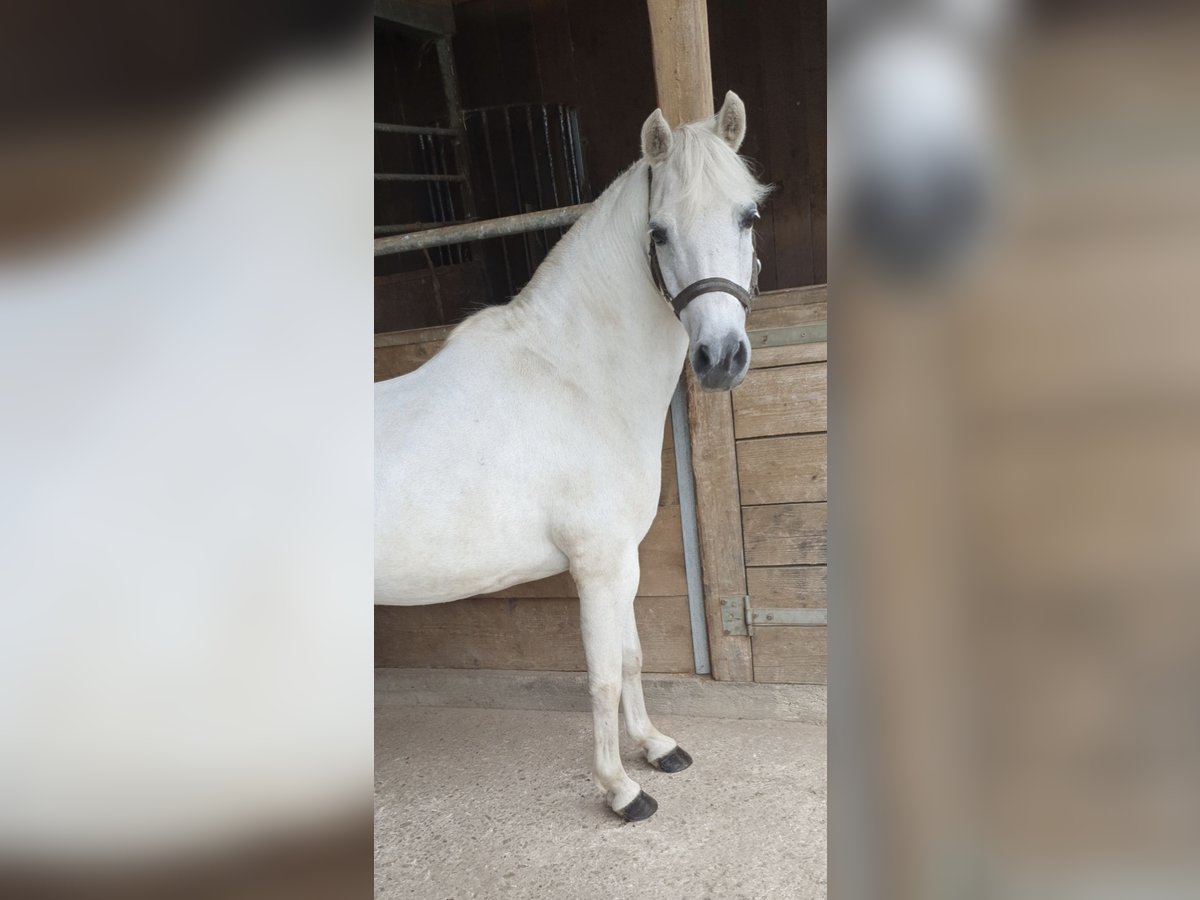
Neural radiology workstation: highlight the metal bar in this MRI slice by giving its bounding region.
[542,105,560,209]
[503,107,535,276]
[557,106,575,203]
[374,122,458,136]
[540,105,564,240]
[420,135,444,264]
[375,221,472,236]
[525,106,548,256]
[434,136,461,263]
[747,322,827,349]
[748,608,828,626]
[375,172,467,183]
[479,110,513,294]
[568,107,588,200]
[426,137,447,223]
[431,136,458,263]
[374,203,591,256]
[671,378,713,675]
[435,37,477,225]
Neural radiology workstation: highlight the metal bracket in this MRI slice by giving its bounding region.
[749,606,828,627]
[746,322,827,350]
[720,596,750,636]
[721,595,828,637]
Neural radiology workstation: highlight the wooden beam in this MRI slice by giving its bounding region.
[645,0,715,126]
[647,0,753,682]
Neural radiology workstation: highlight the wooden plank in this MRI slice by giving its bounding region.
[484,504,687,599]
[659,444,679,507]
[752,626,827,684]
[737,433,827,505]
[375,325,454,348]
[375,594,694,673]
[733,363,827,439]
[743,502,827,566]
[684,380,754,680]
[648,0,753,682]
[750,341,827,369]
[375,339,443,382]
[751,284,826,311]
[746,285,827,368]
[746,301,826,332]
[747,565,827,608]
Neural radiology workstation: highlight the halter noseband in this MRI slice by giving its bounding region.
[646,165,760,319]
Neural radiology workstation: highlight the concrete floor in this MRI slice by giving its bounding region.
[375,704,826,900]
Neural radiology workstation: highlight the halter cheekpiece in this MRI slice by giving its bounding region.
[646,165,760,319]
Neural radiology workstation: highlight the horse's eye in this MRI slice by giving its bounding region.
[740,208,761,230]
[650,225,668,246]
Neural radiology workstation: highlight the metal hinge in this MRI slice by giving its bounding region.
[721,595,828,637]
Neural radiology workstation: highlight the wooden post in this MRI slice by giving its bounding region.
[646,0,754,682]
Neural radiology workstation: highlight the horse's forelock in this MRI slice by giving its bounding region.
[657,124,770,219]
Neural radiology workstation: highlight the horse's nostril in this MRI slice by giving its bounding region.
[694,344,713,375]
[733,340,749,370]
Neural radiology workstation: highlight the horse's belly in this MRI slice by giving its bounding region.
[374,505,569,605]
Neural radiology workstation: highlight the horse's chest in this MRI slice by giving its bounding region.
[543,418,662,529]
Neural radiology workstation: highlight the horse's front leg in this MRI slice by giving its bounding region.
[572,543,657,821]
[621,604,693,773]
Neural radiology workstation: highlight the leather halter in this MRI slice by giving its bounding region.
[646,165,760,319]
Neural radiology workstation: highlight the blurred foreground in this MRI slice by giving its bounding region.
[832,3,1200,898]
[0,5,372,897]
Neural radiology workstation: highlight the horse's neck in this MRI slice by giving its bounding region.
[513,163,687,437]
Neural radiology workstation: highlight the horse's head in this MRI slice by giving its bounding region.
[829,0,1004,273]
[641,92,769,391]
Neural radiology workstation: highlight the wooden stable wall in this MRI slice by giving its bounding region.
[737,285,828,683]
[373,333,695,673]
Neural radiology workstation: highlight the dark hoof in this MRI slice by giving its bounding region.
[653,746,693,773]
[616,790,658,822]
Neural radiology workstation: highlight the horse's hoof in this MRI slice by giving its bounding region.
[653,746,693,773]
[616,790,658,822]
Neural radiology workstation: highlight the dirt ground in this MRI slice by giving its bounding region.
[375,703,826,899]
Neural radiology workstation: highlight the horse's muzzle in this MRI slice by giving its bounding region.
[692,334,750,391]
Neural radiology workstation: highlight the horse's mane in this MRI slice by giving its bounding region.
[657,122,771,221]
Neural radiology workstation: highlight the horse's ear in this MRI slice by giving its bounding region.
[641,109,673,163]
[714,91,746,151]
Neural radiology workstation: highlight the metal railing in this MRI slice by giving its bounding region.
[374,203,590,257]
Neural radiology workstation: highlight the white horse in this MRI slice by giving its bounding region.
[376,92,768,821]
